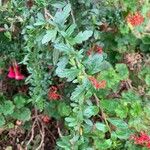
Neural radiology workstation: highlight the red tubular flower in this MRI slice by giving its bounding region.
[48,86,61,100]
[49,92,61,100]
[95,45,103,54]
[127,12,144,27]
[89,77,106,89]
[8,66,15,78]
[140,132,150,141]
[146,142,150,149]
[42,115,51,123]
[86,45,103,56]
[8,63,25,80]
[13,63,25,80]
[50,86,58,92]
[130,132,150,148]
[97,80,106,89]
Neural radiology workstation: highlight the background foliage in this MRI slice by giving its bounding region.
[0,0,150,149]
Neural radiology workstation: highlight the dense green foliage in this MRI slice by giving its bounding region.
[0,0,150,149]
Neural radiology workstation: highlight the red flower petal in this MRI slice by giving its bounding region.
[89,77,106,89]
[42,115,51,123]
[127,12,144,27]
[95,45,103,54]
[8,66,15,78]
[130,132,150,148]
[48,86,61,100]
[13,63,25,80]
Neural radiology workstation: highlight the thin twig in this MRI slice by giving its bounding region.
[94,94,111,134]
[0,27,6,32]
[26,118,37,146]
[44,125,56,142]
[25,109,38,146]
[57,121,63,138]
[36,118,45,150]
[31,114,42,119]
[44,8,54,20]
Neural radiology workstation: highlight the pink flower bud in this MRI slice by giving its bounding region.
[8,66,15,78]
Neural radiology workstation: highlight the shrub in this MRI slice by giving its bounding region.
[0,0,150,149]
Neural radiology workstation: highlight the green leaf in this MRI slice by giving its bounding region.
[95,122,108,133]
[139,66,150,79]
[71,85,86,101]
[140,43,150,52]
[58,102,71,117]
[53,48,60,65]
[54,43,74,53]
[84,119,93,126]
[34,21,45,26]
[56,57,68,68]
[65,117,77,127]
[95,139,112,150]
[51,2,66,9]
[65,117,76,122]
[4,31,11,40]
[35,98,45,111]
[45,101,60,119]
[56,67,79,82]
[101,100,119,114]
[73,30,93,44]
[130,102,142,117]
[0,105,3,114]
[98,68,121,89]
[57,136,71,150]
[115,129,131,139]
[108,118,128,129]
[115,63,129,80]
[142,36,150,44]
[56,57,79,81]
[42,30,57,44]
[122,90,141,103]
[14,95,26,109]
[115,105,128,119]
[12,108,31,121]
[2,101,15,115]
[54,4,71,25]
[85,54,106,74]
[145,74,150,86]
[0,115,5,127]
[66,24,76,36]
[97,61,112,72]
[84,106,99,118]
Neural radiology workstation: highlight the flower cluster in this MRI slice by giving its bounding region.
[127,12,144,27]
[8,63,25,80]
[87,45,103,56]
[130,132,150,148]
[88,77,106,89]
[48,86,61,100]
[42,115,51,123]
